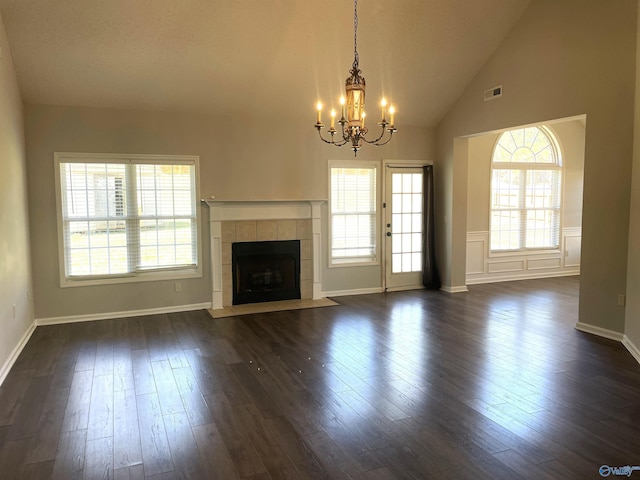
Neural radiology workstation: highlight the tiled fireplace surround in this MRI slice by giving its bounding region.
[205,200,324,310]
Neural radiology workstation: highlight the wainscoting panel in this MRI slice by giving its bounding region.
[466,229,581,284]
[488,259,525,274]
[564,229,582,267]
[466,233,486,275]
[528,257,562,270]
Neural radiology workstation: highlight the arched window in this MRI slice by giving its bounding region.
[490,126,562,251]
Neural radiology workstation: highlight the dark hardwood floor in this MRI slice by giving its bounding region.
[1,276,639,479]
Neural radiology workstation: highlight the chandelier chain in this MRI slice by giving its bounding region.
[353,0,359,69]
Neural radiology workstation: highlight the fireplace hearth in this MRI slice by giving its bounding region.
[232,240,301,305]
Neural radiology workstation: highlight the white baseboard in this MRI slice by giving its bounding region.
[322,287,384,298]
[578,325,640,366]
[0,320,36,386]
[440,285,469,293]
[466,270,580,285]
[36,302,212,326]
[623,335,640,365]
[574,322,624,341]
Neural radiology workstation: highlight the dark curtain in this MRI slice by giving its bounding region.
[422,165,440,289]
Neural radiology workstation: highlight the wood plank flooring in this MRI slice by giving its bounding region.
[1,276,640,479]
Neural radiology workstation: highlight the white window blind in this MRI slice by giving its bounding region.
[56,154,199,283]
[330,165,378,265]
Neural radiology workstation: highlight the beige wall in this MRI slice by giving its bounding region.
[626,5,640,354]
[436,0,637,333]
[466,118,585,232]
[467,134,495,232]
[25,104,433,319]
[0,13,33,377]
[553,120,586,229]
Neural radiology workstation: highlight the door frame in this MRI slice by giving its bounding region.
[381,159,433,291]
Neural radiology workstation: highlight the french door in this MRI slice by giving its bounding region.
[384,166,424,290]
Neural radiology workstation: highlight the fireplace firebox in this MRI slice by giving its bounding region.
[232,240,301,305]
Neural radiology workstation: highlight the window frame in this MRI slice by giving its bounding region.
[54,152,202,287]
[328,160,380,268]
[489,126,563,255]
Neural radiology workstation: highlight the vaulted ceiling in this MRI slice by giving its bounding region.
[0,0,532,127]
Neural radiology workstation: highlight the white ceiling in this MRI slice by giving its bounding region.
[0,0,532,127]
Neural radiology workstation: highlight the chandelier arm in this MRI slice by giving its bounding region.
[361,128,396,146]
[361,125,390,144]
[366,133,395,147]
[316,127,349,146]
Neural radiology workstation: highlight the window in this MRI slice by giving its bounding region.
[490,126,562,251]
[329,162,378,265]
[55,153,200,286]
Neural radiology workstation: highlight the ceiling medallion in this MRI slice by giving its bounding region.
[315,0,396,156]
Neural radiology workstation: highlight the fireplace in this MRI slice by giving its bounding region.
[205,199,324,310]
[232,240,301,305]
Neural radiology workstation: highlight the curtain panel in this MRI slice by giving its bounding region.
[422,165,440,289]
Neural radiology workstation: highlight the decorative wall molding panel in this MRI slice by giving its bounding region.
[466,228,581,284]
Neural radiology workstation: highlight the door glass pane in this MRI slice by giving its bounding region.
[412,194,422,213]
[412,253,422,271]
[412,174,422,193]
[392,172,403,192]
[401,213,412,233]
[392,253,402,273]
[392,213,402,234]
[392,193,402,214]
[390,172,423,273]
[402,253,412,272]
[412,213,422,232]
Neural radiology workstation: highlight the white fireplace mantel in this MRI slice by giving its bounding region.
[203,199,326,310]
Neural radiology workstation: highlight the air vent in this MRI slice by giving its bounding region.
[484,85,503,101]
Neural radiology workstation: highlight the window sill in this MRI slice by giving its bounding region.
[488,248,561,259]
[60,268,202,288]
[329,259,379,269]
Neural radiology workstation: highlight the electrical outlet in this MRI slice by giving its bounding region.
[175,282,182,292]
[617,294,626,307]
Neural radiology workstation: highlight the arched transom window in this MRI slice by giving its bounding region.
[490,126,562,251]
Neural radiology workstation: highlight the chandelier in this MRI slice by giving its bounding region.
[314,0,396,156]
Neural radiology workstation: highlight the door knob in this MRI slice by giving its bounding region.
[386,232,391,237]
